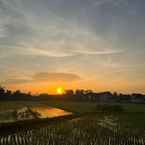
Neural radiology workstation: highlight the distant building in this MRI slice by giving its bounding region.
[131,94,145,103]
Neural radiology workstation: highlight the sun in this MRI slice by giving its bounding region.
[56,87,64,95]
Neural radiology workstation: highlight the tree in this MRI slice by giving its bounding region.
[75,89,85,101]
[65,90,74,96]
[0,86,5,99]
[0,86,5,94]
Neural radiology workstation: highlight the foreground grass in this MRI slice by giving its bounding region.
[0,101,145,131]
[0,101,145,145]
[1,113,145,145]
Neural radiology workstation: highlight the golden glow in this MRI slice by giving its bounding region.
[31,106,72,118]
[56,87,64,95]
[7,78,145,94]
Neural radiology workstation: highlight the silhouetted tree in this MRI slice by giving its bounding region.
[0,86,5,100]
[65,90,74,100]
[0,86,145,103]
[0,86,5,94]
[75,89,85,101]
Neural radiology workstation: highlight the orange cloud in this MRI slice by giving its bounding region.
[33,72,81,82]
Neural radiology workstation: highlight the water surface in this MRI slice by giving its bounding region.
[31,106,72,118]
[0,106,72,123]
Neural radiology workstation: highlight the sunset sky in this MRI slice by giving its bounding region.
[0,0,145,94]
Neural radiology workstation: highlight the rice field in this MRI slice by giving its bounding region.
[0,101,145,145]
[0,113,145,145]
[0,101,145,113]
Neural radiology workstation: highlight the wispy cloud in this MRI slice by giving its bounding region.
[20,48,76,58]
[92,0,126,7]
[74,48,123,55]
[16,47,123,58]
[0,0,124,59]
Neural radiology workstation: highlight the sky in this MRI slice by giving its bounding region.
[0,0,145,94]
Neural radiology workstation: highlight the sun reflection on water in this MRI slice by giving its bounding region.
[31,106,72,118]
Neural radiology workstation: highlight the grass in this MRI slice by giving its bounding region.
[1,113,145,145]
[122,103,145,112]
[0,100,145,113]
[0,101,145,144]
[0,100,97,115]
[0,101,42,111]
[0,101,145,125]
[0,101,145,131]
[44,100,97,114]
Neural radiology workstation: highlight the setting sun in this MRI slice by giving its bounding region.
[56,87,64,95]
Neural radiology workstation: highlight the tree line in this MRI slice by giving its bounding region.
[0,86,145,103]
